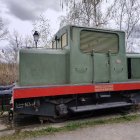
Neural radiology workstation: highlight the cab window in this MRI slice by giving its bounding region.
[61,33,68,48]
[80,30,118,53]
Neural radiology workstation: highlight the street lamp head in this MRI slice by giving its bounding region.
[33,31,39,48]
[33,31,39,42]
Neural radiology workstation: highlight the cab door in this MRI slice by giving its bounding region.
[93,53,110,83]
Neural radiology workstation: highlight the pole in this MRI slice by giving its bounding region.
[35,42,37,48]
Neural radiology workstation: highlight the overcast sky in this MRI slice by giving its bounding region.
[0,0,65,43]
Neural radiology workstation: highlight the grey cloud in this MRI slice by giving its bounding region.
[4,0,60,21]
[6,1,36,20]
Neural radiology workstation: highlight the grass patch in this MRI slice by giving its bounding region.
[1,114,140,140]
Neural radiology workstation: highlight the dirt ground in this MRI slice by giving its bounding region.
[0,117,8,131]
[29,121,140,140]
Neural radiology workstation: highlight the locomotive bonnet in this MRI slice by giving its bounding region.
[19,49,69,86]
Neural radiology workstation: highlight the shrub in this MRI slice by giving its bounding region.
[0,63,18,85]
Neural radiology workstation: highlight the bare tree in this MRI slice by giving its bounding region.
[111,0,140,52]
[60,0,98,27]
[60,1,85,27]
[33,14,52,47]
[0,17,9,41]
[24,35,34,48]
[112,0,140,38]
[88,0,102,27]
[125,0,140,39]
[60,0,115,28]
[9,30,23,62]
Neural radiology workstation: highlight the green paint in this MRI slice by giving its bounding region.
[19,49,69,86]
[19,25,130,86]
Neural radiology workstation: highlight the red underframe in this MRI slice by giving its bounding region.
[13,82,140,99]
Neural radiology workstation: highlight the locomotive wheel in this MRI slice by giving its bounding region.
[39,116,68,123]
[48,117,67,123]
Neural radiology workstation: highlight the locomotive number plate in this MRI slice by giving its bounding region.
[95,85,114,92]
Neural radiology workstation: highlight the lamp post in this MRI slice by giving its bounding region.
[33,31,39,48]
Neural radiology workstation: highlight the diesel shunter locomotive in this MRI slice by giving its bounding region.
[12,25,140,121]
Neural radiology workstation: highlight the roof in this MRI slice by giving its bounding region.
[60,24,125,34]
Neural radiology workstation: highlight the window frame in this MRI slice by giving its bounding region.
[61,32,68,48]
[80,29,119,54]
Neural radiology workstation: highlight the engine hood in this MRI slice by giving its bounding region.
[19,48,69,86]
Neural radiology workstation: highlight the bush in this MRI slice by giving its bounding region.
[0,63,18,85]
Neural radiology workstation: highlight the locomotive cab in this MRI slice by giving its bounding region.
[69,26,127,84]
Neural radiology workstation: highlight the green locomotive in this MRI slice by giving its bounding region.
[13,25,140,121]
